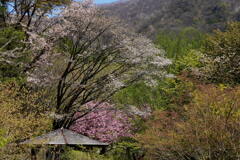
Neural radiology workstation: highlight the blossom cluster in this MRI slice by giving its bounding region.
[33,0,171,87]
[70,101,133,143]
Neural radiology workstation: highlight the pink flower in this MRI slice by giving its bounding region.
[70,101,133,143]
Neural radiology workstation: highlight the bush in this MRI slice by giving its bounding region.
[0,27,25,50]
[0,130,7,148]
[61,139,144,160]
[0,27,27,81]
[156,27,205,59]
[0,82,52,159]
[203,22,240,84]
[108,138,144,160]
[136,85,240,160]
[170,49,203,75]
[135,111,181,160]
[61,148,112,160]
[114,78,194,110]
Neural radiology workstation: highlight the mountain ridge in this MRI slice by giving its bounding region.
[102,0,240,37]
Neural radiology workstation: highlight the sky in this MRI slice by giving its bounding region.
[94,0,118,4]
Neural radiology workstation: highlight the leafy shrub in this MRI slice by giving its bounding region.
[156,27,205,59]
[0,82,52,159]
[135,111,180,160]
[136,85,240,160]
[113,82,153,108]
[0,27,25,50]
[170,49,203,75]
[108,138,144,160]
[61,139,144,160]
[114,78,194,110]
[0,130,7,148]
[203,22,240,84]
[61,148,112,160]
[0,27,27,81]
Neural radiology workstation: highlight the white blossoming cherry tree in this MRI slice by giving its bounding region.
[0,0,72,82]
[26,0,171,129]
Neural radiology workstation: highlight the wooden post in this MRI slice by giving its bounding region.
[31,148,37,160]
[100,146,106,155]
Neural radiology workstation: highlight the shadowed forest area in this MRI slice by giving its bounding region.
[0,0,240,160]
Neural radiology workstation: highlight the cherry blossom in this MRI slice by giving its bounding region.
[70,101,133,143]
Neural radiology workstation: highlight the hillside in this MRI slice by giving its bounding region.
[103,0,240,37]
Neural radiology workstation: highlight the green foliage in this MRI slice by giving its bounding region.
[61,139,143,160]
[0,27,27,81]
[114,78,194,110]
[156,27,205,59]
[109,138,143,160]
[0,130,7,148]
[169,49,203,74]
[61,147,112,160]
[0,27,25,51]
[113,82,151,107]
[203,22,240,84]
[0,82,52,159]
[126,28,203,111]
[136,85,240,160]
[156,27,205,79]
[155,78,194,110]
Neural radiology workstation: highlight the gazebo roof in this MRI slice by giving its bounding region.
[21,128,108,146]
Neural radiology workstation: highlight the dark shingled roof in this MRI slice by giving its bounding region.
[21,128,108,146]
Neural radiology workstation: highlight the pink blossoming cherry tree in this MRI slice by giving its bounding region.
[70,101,133,143]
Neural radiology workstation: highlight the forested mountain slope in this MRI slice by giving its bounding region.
[103,0,240,37]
